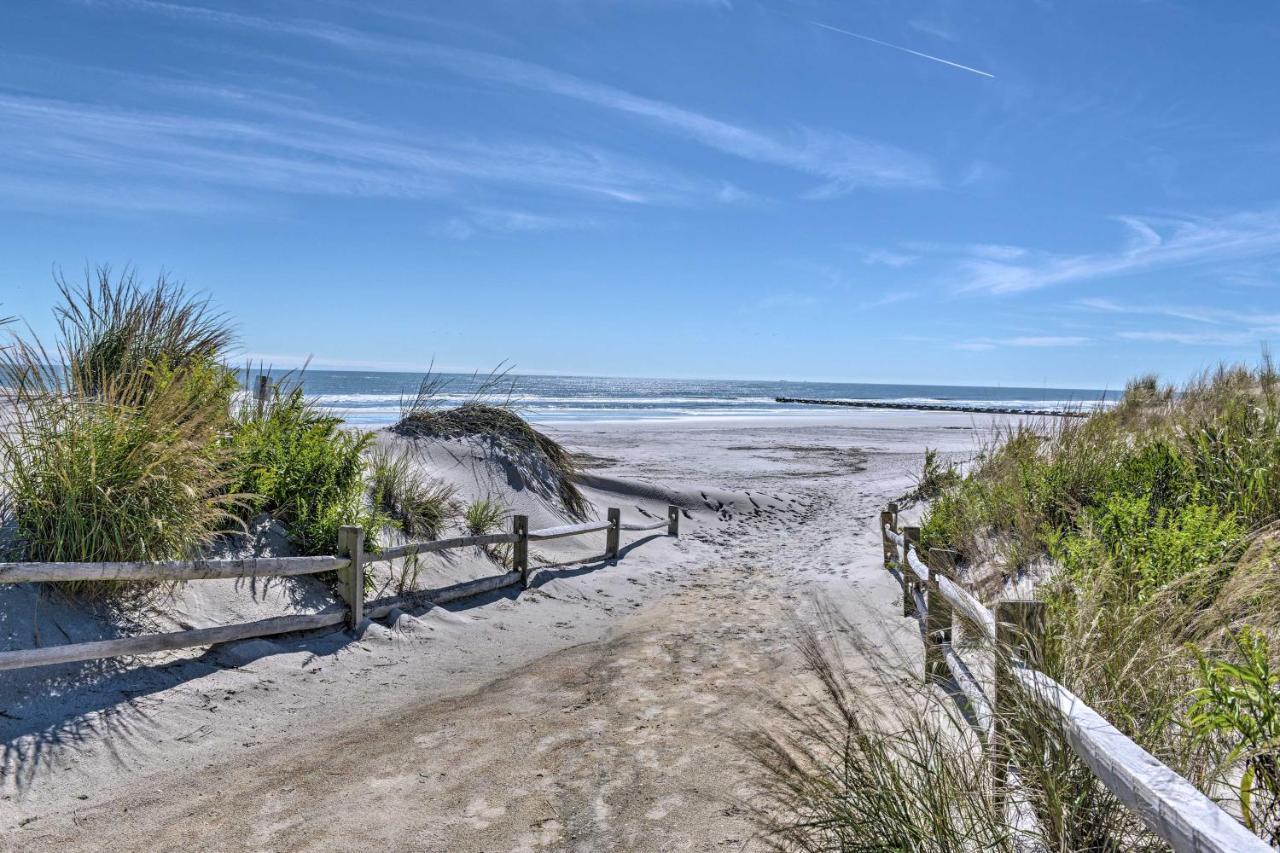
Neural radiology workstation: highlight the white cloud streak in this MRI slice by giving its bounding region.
[956,335,1089,351]
[943,209,1280,294]
[103,0,936,195]
[1074,297,1280,328]
[432,207,597,240]
[1117,330,1276,347]
[0,89,712,209]
[811,21,994,79]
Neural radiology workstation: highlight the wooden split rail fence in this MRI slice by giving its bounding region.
[879,503,1269,853]
[0,506,681,674]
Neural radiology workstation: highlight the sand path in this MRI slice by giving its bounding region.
[6,417,985,851]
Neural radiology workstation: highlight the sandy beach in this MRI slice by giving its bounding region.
[1,411,1004,851]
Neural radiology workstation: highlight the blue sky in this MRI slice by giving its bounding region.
[2,0,1279,388]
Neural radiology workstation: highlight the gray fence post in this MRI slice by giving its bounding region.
[605,507,620,559]
[900,526,920,617]
[667,504,680,536]
[336,525,365,630]
[512,514,529,587]
[880,509,895,571]
[255,374,269,417]
[925,546,955,682]
[993,600,1046,802]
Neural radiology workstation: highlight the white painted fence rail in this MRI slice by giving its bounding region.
[1012,664,1270,853]
[0,505,681,673]
[880,505,1269,853]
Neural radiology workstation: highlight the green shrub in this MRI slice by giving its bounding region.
[367,445,456,539]
[230,380,376,555]
[1104,440,1195,511]
[1050,496,1241,604]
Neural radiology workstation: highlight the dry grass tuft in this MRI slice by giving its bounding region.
[393,366,587,519]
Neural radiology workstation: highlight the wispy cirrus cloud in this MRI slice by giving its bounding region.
[1068,299,1280,347]
[860,248,918,268]
[1074,297,1280,327]
[956,335,1089,351]
[862,290,917,309]
[1117,329,1276,347]
[0,89,713,209]
[936,209,1280,295]
[100,0,937,196]
[431,207,598,240]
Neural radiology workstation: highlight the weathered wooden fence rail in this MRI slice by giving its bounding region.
[0,505,680,674]
[879,504,1269,853]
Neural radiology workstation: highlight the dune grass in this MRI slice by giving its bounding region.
[0,270,239,588]
[367,444,457,540]
[898,446,961,507]
[759,360,1280,847]
[53,267,233,402]
[463,496,506,536]
[395,367,587,519]
[747,619,1015,852]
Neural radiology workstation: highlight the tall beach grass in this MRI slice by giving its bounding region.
[0,270,239,588]
[758,359,1280,847]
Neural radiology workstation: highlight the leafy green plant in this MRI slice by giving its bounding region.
[367,445,456,539]
[1189,627,1280,843]
[1051,495,1241,604]
[230,377,376,555]
[463,496,506,536]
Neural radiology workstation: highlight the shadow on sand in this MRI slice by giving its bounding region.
[0,533,666,795]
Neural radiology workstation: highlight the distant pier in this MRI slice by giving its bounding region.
[774,397,1090,418]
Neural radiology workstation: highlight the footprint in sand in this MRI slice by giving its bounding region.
[462,797,506,829]
[645,795,685,820]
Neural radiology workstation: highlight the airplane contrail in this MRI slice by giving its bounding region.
[812,21,995,79]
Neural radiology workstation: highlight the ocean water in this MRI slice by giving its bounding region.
[249,370,1119,427]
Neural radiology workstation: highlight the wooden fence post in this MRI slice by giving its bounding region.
[880,509,895,570]
[255,374,269,417]
[605,508,620,559]
[901,526,920,616]
[512,514,529,587]
[336,525,365,630]
[992,600,1046,801]
[888,501,899,534]
[667,504,680,537]
[925,546,956,682]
